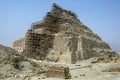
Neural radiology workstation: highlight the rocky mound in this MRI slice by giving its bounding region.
[0,44,44,80]
[0,44,21,79]
[0,44,23,64]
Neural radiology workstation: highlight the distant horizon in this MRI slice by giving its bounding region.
[0,0,120,52]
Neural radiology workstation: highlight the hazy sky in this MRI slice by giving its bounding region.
[0,0,120,52]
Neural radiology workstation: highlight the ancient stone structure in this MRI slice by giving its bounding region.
[13,38,25,53]
[13,3,118,64]
[46,66,71,79]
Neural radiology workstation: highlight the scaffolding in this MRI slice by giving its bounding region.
[25,30,54,60]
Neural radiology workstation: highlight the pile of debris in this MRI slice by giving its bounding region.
[0,44,23,64]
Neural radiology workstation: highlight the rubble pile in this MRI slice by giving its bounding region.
[0,44,23,64]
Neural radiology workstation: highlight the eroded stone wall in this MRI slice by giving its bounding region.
[46,66,71,79]
[81,37,111,59]
[13,38,25,53]
[68,35,78,63]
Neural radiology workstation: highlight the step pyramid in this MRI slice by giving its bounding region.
[13,3,118,64]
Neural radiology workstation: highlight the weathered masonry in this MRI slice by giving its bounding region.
[46,66,71,79]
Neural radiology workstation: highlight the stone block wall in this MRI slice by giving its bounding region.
[46,66,71,79]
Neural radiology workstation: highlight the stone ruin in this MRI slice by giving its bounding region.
[46,66,71,79]
[13,3,119,64]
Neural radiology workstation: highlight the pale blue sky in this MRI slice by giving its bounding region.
[0,0,120,52]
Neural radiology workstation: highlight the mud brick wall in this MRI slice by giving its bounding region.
[25,30,54,60]
[47,66,71,79]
